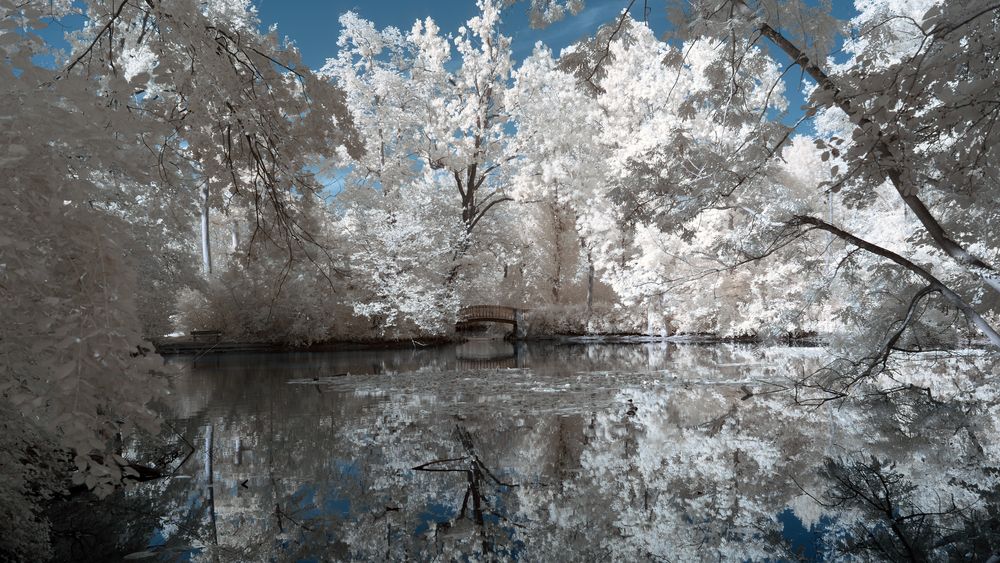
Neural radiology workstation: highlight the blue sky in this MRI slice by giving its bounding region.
[255,0,663,69]
[35,0,858,126]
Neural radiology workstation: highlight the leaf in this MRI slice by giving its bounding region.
[123,551,158,560]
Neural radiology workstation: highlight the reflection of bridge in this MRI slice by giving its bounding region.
[456,305,525,338]
[454,338,525,369]
[456,356,521,370]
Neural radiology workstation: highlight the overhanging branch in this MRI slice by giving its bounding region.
[743,3,1000,296]
[790,215,1000,347]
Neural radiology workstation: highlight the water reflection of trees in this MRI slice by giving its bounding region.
[62,344,1000,561]
[814,454,1000,560]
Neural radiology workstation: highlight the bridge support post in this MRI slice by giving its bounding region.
[514,309,527,340]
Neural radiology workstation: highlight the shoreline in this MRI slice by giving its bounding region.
[151,335,456,355]
[151,332,828,355]
[544,334,827,346]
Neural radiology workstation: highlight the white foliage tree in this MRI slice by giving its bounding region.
[323,0,520,333]
[1,0,358,556]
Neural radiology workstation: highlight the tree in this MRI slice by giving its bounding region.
[322,0,519,332]
[1,1,358,556]
[512,17,819,336]
[513,1,1000,365]
[669,1,1000,346]
[510,44,604,312]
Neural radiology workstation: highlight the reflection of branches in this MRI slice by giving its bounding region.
[161,420,197,477]
[786,440,1000,561]
[411,425,521,556]
[412,456,470,472]
[275,504,314,533]
[455,426,519,488]
[815,456,970,561]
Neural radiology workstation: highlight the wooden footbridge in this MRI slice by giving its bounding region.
[456,305,525,337]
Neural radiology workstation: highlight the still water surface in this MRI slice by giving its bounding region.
[53,341,1000,561]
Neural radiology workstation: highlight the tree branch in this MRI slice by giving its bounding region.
[64,0,131,74]
[790,215,1000,347]
[747,5,1000,296]
[469,195,513,233]
[584,0,637,86]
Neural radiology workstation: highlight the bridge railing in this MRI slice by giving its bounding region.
[457,305,517,323]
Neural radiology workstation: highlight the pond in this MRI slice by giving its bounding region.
[50,340,1000,561]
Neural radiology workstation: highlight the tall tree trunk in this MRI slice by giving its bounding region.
[552,202,564,304]
[231,219,240,253]
[204,424,219,561]
[582,240,595,318]
[587,260,595,314]
[200,185,212,275]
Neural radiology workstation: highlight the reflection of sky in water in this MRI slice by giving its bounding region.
[778,509,835,561]
[53,342,1000,561]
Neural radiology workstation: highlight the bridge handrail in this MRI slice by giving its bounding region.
[457,305,518,322]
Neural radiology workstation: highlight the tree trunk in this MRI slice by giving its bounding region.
[231,219,240,253]
[552,201,564,303]
[587,261,595,315]
[200,185,212,275]
[205,424,219,561]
